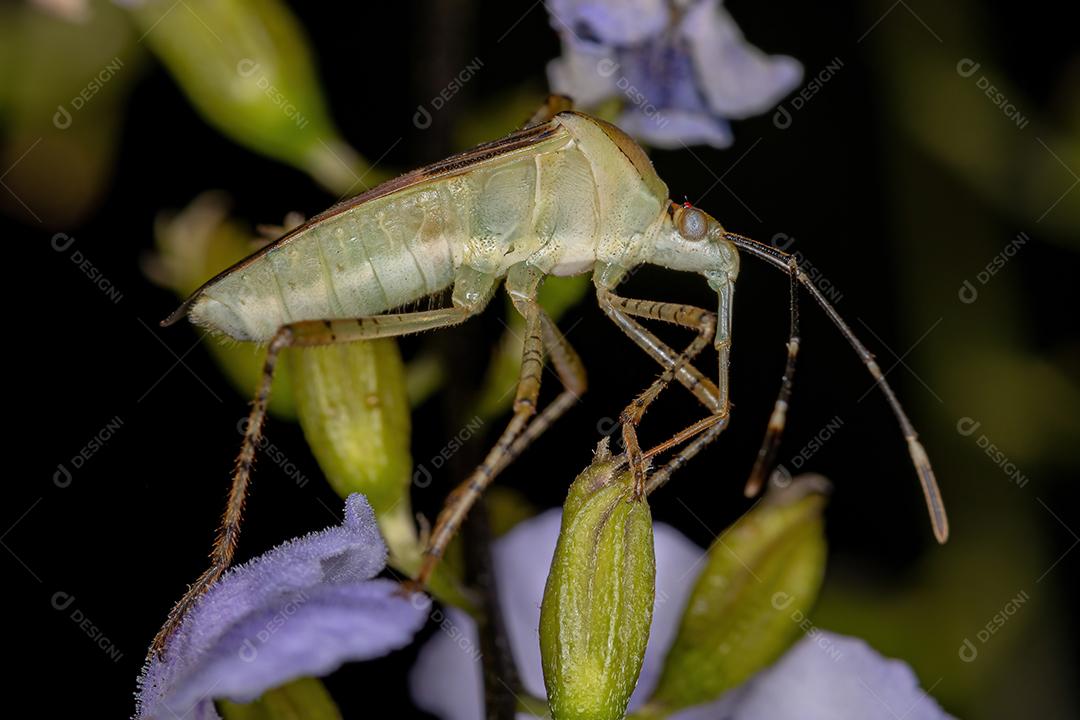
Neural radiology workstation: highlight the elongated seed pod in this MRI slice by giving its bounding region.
[540,451,656,720]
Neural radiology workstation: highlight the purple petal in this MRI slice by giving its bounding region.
[616,108,733,150]
[546,44,621,107]
[546,0,668,46]
[138,495,426,719]
[544,0,799,149]
[410,508,706,718]
[672,632,953,720]
[408,606,486,720]
[682,1,802,119]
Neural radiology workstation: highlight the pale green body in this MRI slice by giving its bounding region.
[186,113,738,342]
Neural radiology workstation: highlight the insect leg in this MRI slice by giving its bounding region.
[646,416,731,494]
[596,288,723,412]
[618,309,716,497]
[596,288,726,495]
[414,267,587,589]
[151,305,480,656]
[498,313,587,473]
[744,259,800,497]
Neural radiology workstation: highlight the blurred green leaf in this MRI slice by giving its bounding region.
[126,0,388,194]
[0,2,143,227]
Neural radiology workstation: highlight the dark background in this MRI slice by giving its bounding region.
[4,1,1077,717]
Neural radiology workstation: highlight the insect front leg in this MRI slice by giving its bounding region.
[616,303,717,497]
[596,285,729,494]
[151,305,485,656]
[413,264,587,590]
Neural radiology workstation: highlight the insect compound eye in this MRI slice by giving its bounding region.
[677,206,708,241]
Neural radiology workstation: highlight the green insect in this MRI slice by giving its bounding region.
[153,96,947,652]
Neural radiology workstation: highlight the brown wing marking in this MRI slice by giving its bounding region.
[161,120,568,327]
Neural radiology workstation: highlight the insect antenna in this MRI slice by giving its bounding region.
[723,232,949,543]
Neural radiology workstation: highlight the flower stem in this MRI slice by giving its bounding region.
[464,497,521,720]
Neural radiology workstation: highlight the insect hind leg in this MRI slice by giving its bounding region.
[412,266,587,591]
[150,305,480,656]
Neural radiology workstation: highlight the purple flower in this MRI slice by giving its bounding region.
[137,494,427,720]
[545,0,802,148]
[409,509,952,720]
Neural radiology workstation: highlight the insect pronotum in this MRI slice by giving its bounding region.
[152,97,948,652]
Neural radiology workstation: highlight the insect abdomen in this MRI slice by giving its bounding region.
[187,125,602,342]
[190,187,459,341]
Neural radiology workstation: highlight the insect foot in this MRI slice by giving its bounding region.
[539,454,655,720]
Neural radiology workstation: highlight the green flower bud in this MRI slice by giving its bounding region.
[639,475,830,717]
[125,0,385,194]
[540,441,656,720]
[290,339,411,517]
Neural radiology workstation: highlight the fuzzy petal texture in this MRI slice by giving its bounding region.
[137,494,427,720]
[409,508,705,718]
